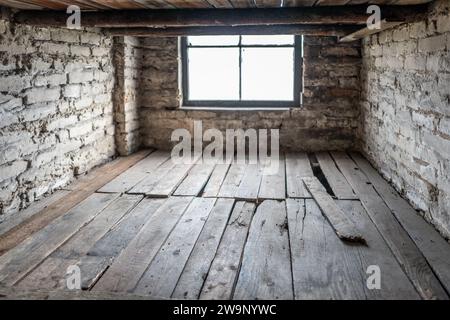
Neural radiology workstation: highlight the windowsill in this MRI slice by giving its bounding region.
[180,106,292,112]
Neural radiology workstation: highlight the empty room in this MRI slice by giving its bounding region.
[0,0,449,305]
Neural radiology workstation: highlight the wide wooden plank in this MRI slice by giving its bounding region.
[128,156,177,194]
[351,152,450,294]
[331,152,448,300]
[77,198,167,290]
[316,151,357,199]
[98,151,170,193]
[173,162,216,196]
[16,194,143,290]
[337,200,420,300]
[258,156,286,200]
[92,196,193,293]
[0,193,118,286]
[303,177,365,243]
[202,163,231,197]
[235,163,263,201]
[147,162,197,197]
[200,201,255,300]
[217,163,246,198]
[172,198,234,299]
[285,152,313,198]
[0,150,150,255]
[134,198,217,297]
[234,200,293,300]
[287,198,367,299]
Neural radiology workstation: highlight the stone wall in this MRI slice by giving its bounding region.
[113,36,142,155]
[360,0,450,237]
[138,36,361,151]
[0,8,116,215]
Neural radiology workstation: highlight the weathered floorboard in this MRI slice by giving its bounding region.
[16,195,143,290]
[98,151,170,193]
[234,200,293,300]
[217,163,246,198]
[351,152,450,294]
[0,193,119,286]
[331,152,448,300]
[202,163,231,197]
[286,152,313,198]
[287,198,367,299]
[315,151,357,199]
[174,162,216,196]
[303,177,365,243]
[200,201,255,300]
[134,198,217,297]
[337,200,420,300]
[235,164,263,201]
[258,156,286,200]
[172,198,234,299]
[0,150,150,256]
[92,196,193,293]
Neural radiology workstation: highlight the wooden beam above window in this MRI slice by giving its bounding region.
[106,25,361,37]
[14,4,428,28]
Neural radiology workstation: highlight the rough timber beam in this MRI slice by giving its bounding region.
[106,25,361,37]
[14,5,428,28]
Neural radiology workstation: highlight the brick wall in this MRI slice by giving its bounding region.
[0,8,116,215]
[360,0,450,237]
[138,36,361,151]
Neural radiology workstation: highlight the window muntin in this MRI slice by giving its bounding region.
[181,35,302,107]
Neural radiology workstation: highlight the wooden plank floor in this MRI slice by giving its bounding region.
[1,151,450,300]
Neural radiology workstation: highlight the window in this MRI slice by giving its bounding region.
[181,35,303,108]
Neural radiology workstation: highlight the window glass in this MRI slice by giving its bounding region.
[241,47,295,101]
[187,48,240,100]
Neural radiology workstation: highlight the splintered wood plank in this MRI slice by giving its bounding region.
[350,152,450,294]
[286,152,313,198]
[0,150,150,256]
[174,162,216,196]
[0,190,70,237]
[92,196,193,293]
[202,163,231,197]
[134,198,217,297]
[172,198,234,299]
[218,163,246,198]
[337,200,420,300]
[235,163,263,201]
[16,194,143,290]
[200,201,255,300]
[316,152,357,199]
[303,177,365,243]
[258,156,286,200]
[98,151,170,193]
[234,200,293,300]
[128,156,177,194]
[331,152,448,300]
[287,198,367,299]
[0,193,118,286]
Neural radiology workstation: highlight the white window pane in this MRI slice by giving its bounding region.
[241,48,295,101]
[241,35,294,45]
[188,48,240,101]
[187,36,240,46]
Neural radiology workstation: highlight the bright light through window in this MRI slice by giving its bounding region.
[183,35,302,106]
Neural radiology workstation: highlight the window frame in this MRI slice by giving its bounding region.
[181,35,303,108]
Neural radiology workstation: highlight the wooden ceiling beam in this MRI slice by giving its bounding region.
[13,4,428,28]
[339,19,403,42]
[106,24,361,37]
